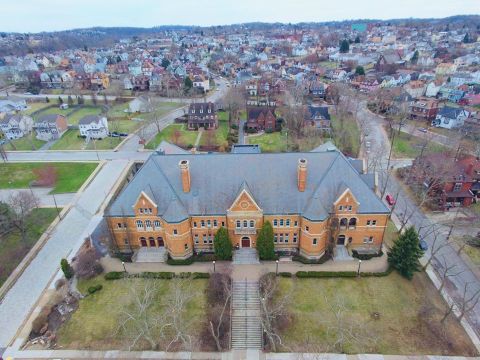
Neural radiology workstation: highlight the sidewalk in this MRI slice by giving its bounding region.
[100,252,388,281]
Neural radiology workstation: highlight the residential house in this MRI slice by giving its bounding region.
[33,114,68,141]
[246,106,277,132]
[432,106,469,129]
[425,79,444,98]
[78,115,109,139]
[435,63,458,76]
[127,96,153,113]
[411,154,479,209]
[304,105,331,132]
[404,80,426,99]
[187,102,218,130]
[409,98,440,122]
[0,97,27,114]
[0,114,33,139]
[105,148,390,260]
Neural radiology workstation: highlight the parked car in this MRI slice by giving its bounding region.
[385,194,395,206]
[418,127,427,133]
[419,239,429,251]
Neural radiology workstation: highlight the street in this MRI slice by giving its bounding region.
[360,102,480,334]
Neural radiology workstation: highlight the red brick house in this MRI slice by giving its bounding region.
[411,153,480,209]
[409,98,440,122]
[246,106,277,132]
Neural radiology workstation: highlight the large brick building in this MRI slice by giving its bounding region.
[105,146,390,260]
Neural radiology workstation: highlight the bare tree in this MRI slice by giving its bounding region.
[7,191,39,245]
[422,225,449,270]
[259,272,292,352]
[457,282,480,323]
[437,255,464,294]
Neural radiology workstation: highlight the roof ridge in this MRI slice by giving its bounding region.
[151,156,188,212]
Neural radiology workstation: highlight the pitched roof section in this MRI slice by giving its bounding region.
[107,150,389,220]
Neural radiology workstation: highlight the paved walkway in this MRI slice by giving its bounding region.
[0,160,131,347]
[0,188,75,207]
[194,128,204,148]
[101,252,388,279]
[238,119,246,145]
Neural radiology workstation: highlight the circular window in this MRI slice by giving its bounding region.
[240,201,249,209]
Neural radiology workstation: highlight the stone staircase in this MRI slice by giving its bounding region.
[132,247,168,263]
[233,248,260,264]
[334,245,353,261]
[231,280,263,350]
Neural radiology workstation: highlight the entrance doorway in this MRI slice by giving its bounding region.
[337,235,346,245]
[157,236,164,247]
[241,237,251,248]
[140,237,147,247]
[149,237,156,247]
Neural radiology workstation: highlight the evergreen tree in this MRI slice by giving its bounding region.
[214,227,232,260]
[45,96,50,103]
[387,226,423,280]
[60,258,74,279]
[161,58,170,69]
[339,39,350,53]
[411,50,419,64]
[354,35,360,43]
[463,33,470,43]
[184,76,193,90]
[67,95,74,106]
[257,221,275,260]
[58,96,63,104]
[355,66,365,75]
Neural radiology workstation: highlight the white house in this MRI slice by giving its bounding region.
[0,114,33,139]
[127,96,152,113]
[78,115,109,139]
[432,106,470,129]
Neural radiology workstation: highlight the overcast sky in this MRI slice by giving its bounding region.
[1,0,479,33]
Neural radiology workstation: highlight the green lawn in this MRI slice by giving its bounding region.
[56,277,207,350]
[393,131,447,158]
[0,162,98,193]
[108,119,142,133]
[199,120,229,149]
[107,102,182,120]
[23,102,52,115]
[145,124,199,150]
[0,208,58,286]
[331,114,361,157]
[32,105,103,125]
[276,272,476,355]
[247,131,288,152]
[4,133,46,151]
[49,130,122,151]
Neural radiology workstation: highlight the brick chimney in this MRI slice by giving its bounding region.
[179,160,191,193]
[297,158,307,192]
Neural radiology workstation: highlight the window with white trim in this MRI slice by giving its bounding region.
[153,220,161,228]
[250,220,255,228]
[285,233,289,243]
[136,220,143,230]
[286,219,290,227]
[280,219,284,226]
[243,220,248,228]
[145,220,152,229]
[293,233,298,243]
[273,219,278,226]
[274,233,278,243]
[203,234,207,243]
[194,234,199,244]
[213,219,218,227]
[313,238,318,245]
[201,220,205,227]
[173,229,178,235]
[236,220,241,228]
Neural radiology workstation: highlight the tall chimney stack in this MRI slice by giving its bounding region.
[179,160,191,193]
[297,158,307,192]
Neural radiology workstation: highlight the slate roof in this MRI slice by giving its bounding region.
[35,114,64,124]
[437,106,465,119]
[78,115,104,125]
[305,105,330,121]
[107,150,389,222]
[231,144,261,154]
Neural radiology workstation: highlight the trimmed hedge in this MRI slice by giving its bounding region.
[193,253,218,262]
[88,284,103,294]
[278,272,292,277]
[292,253,330,264]
[104,271,125,280]
[103,271,210,280]
[166,257,194,265]
[352,250,383,260]
[295,267,393,278]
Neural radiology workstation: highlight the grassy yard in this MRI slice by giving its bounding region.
[49,130,122,151]
[276,272,476,355]
[0,208,58,287]
[331,114,361,157]
[4,133,46,151]
[247,131,288,152]
[23,102,52,115]
[199,120,229,149]
[145,124,199,150]
[56,277,207,350]
[382,220,399,249]
[0,162,98,193]
[32,105,104,125]
[392,131,447,158]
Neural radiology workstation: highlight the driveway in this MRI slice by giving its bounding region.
[0,188,74,207]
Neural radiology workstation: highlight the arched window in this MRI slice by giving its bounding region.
[148,237,155,247]
[157,236,164,246]
[243,220,248,228]
[250,220,255,228]
[145,220,152,229]
[136,220,144,229]
[339,218,348,229]
[348,218,357,229]
[153,220,161,228]
[236,220,241,228]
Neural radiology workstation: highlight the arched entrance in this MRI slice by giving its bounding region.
[241,236,251,248]
[140,237,147,247]
[337,235,346,245]
[149,237,156,247]
[157,236,164,247]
